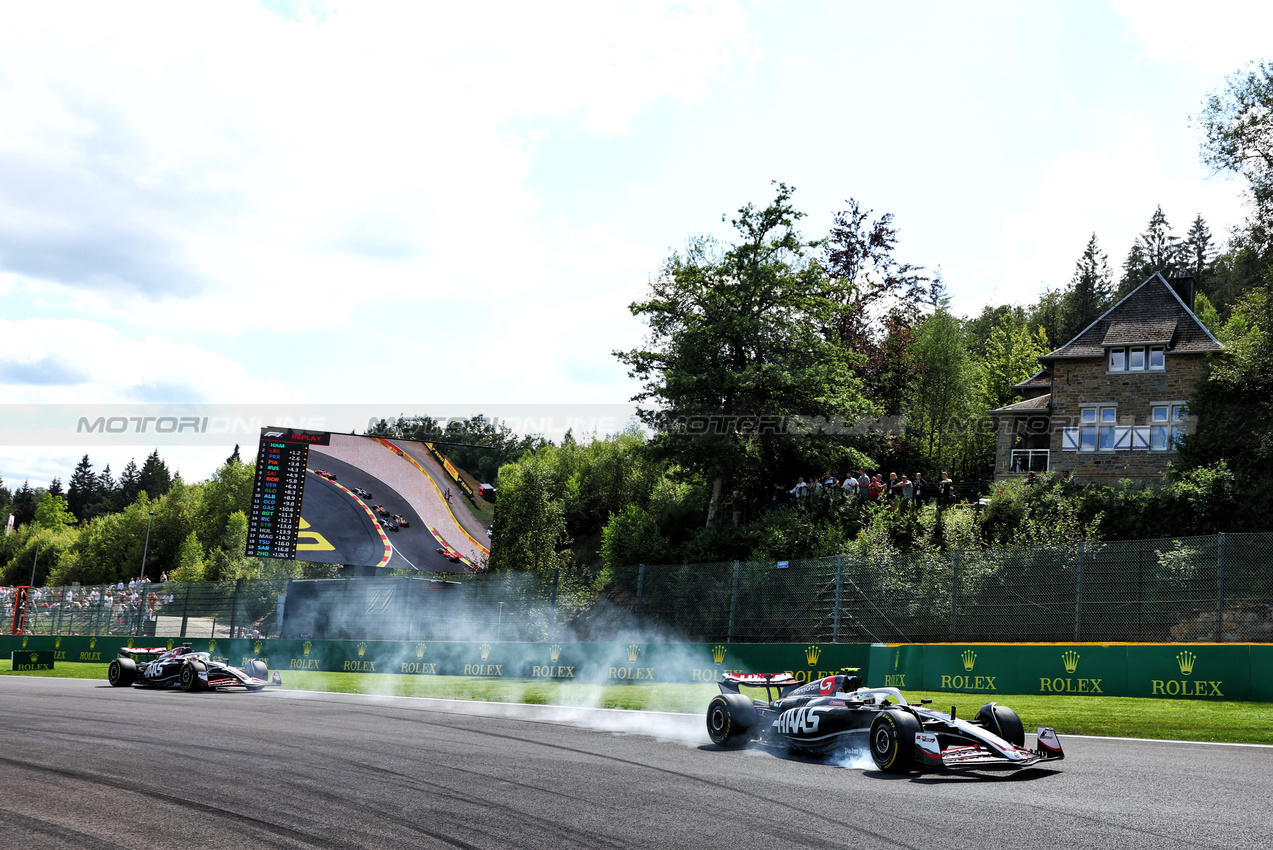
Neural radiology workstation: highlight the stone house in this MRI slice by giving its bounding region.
[989,273,1224,484]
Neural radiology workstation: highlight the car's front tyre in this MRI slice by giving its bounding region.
[975,703,1025,746]
[107,657,137,687]
[706,693,757,749]
[179,659,207,692]
[869,709,921,773]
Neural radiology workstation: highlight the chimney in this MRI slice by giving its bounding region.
[1167,276,1196,311]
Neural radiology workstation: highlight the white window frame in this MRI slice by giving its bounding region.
[1149,401,1189,452]
[1148,346,1165,370]
[1070,404,1118,452]
[1108,348,1126,372]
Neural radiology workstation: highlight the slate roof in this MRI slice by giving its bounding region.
[1042,274,1223,360]
[1012,368,1052,390]
[989,393,1051,415]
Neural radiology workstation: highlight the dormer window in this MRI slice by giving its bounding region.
[1108,345,1166,372]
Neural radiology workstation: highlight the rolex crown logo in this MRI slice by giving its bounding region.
[55,636,62,649]
[358,642,367,658]
[627,644,641,663]
[480,643,491,660]
[89,636,97,649]
[30,652,38,662]
[1061,650,1080,674]
[805,645,821,666]
[167,639,175,650]
[302,641,312,656]
[894,650,900,670]
[21,636,28,647]
[962,650,977,671]
[1177,650,1197,676]
[550,644,562,662]
[254,641,263,654]
[711,645,727,664]
[209,640,217,653]
[416,643,427,660]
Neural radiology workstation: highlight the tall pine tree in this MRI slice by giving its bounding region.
[1063,233,1113,340]
[67,454,96,520]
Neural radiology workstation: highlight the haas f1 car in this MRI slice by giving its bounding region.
[107,644,270,692]
[707,670,1064,773]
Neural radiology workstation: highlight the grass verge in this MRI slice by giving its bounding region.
[8,663,1271,745]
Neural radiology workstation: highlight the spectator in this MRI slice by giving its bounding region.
[1025,471,1038,486]
[913,472,927,505]
[790,477,808,500]
[886,472,901,505]
[842,474,858,498]
[939,472,954,506]
[900,474,914,506]
[868,475,884,500]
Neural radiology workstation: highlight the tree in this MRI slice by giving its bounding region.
[1182,214,1215,283]
[821,198,931,412]
[67,455,96,520]
[1199,61,1273,248]
[908,310,974,463]
[1063,233,1113,340]
[487,453,571,572]
[118,460,142,505]
[138,450,171,499]
[979,312,1049,411]
[226,444,242,465]
[47,477,64,498]
[33,494,76,531]
[1120,207,1179,296]
[616,183,876,525]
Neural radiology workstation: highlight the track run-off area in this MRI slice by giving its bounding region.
[2,677,1269,849]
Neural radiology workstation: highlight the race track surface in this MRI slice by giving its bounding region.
[2,677,1268,850]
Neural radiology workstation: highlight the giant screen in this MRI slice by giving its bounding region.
[245,427,485,573]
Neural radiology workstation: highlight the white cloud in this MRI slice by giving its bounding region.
[992,113,1249,307]
[0,317,302,404]
[1113,1,1273,74]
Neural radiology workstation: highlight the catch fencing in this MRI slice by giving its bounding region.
[6,532,1272,644]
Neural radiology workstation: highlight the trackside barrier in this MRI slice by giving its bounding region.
[866,643,1273,701]
[3,634,1271,699]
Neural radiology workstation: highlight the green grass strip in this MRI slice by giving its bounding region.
[8,663,1272,745]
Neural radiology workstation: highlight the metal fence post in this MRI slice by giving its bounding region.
[950,550,962,641]
[228,578,242,637]
[635,564,645,626]
[728,561,740,643]
[180,582,191,638]
[832,555,844,643]
[1215,532,1226,643]
[1074,542,1085,641]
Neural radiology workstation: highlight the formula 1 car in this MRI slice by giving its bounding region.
[706,670,1064,773]
[107,644,269,692]
[392,514,409,528]
[352,487,372,499]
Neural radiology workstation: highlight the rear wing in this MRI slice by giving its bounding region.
[118,646,170,660]
[719,672,802,698]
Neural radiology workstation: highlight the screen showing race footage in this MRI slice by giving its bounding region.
[244,427,483,573]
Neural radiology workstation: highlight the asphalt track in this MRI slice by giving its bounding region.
[3,678,1269,850]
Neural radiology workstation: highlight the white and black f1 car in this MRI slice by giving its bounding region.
[706,670,1064,773]
[107,644,269,692]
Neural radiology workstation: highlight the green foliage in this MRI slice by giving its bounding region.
[488,451,572,572]
[908,310,974,465]
[33,494,76,531]
[616,183,877,526]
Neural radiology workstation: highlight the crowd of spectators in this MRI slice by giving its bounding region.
[2,577,174,635]
[771,469,958,512]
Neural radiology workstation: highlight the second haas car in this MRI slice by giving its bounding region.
[107,643,270,692]
[706,669,1064,773]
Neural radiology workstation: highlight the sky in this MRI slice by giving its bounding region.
[1,0,1270,488]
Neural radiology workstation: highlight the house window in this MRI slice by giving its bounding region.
[1064,405,1118,452]
[1108,346,1166,371]
[1149,403,1188,451]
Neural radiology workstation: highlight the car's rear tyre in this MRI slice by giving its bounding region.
[706,693,757,748]
[869,709,921,773]
[180,659,207,692]
[107,657,136,687]
[976,703,1025,746]
[245,659,268,681]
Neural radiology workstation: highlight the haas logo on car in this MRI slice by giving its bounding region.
[776,707,823,736]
